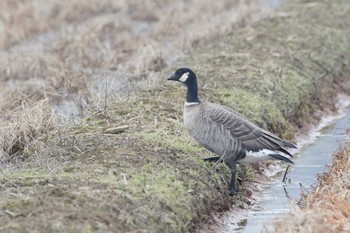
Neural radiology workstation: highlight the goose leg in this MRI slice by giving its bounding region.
[227,162,238,195]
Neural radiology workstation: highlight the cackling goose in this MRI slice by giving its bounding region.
[168,67,296,195]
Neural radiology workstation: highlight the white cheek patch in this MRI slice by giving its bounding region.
[179,72,189,82]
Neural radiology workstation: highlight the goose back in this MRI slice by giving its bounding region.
[184,102,294,162]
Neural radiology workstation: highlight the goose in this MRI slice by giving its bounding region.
[167,67,296,195]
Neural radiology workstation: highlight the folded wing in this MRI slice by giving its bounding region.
[203,103,296,157]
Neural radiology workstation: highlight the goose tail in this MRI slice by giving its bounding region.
[238,149,294,164]
[269,153,294,164]
[283,140,297,149]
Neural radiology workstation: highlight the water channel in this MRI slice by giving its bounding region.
[223,99,350,232]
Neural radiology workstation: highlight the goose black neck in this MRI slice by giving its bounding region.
[186,78,200,103]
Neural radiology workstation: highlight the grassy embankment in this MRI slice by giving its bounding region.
[273,138,350,233]
[1,0,350,232]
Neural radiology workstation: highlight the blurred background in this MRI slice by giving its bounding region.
[0,0,274,118]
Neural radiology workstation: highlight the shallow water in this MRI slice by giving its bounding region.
[223,105,350,232]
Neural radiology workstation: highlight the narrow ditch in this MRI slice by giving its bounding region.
[221,97,350,232]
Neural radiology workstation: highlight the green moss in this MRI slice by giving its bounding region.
[138,129,204,154]
[4,170,49,178]
[130,167,192,223]
[2,198,34,216]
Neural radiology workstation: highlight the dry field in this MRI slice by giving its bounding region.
[0,0,350,232]
[0,0,268,161]
[273,137,350,233]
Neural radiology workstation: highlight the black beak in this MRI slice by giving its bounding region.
[167,74,178,81]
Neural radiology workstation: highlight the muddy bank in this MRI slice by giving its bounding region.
[1,0,350,233]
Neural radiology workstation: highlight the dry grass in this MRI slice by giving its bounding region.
[0,99,55,162]
[0,0,350,232]
[0,0,268,160]
[272,137,350,233]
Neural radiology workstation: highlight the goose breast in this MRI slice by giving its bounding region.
[183,103,245,158]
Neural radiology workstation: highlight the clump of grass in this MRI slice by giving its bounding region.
[0,99,55,162]
[272,139,350,233]
[131,41,166,73]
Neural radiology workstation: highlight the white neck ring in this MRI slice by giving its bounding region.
[184,102,200,106]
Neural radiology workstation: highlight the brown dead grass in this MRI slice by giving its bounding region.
[0,99,55,162]
[0,0,268,161]
[273,137,350,233]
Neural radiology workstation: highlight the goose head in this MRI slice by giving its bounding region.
[167,67,197,85]
[168,67,200,103]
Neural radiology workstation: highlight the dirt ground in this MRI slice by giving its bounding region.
[1,0,350,232]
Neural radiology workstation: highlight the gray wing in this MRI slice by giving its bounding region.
[203,103,296,157]
[187,107,245,159]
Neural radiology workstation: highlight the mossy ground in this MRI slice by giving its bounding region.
[1,0,350,232]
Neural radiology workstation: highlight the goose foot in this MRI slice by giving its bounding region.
[228,186,238,196]
[203,156,222,163]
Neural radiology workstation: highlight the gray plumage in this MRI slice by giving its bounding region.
[168,68,296,195]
